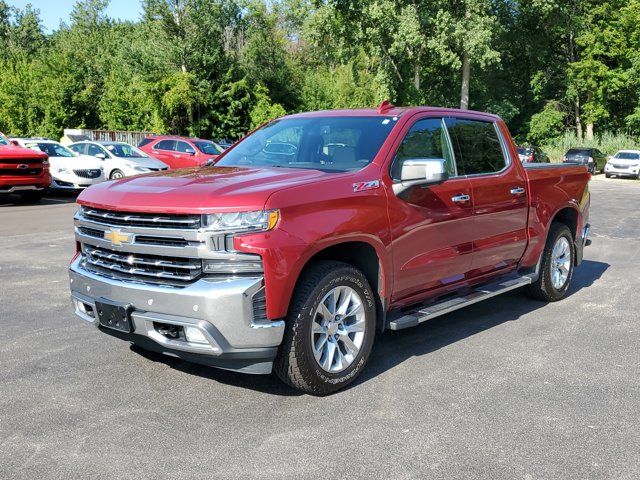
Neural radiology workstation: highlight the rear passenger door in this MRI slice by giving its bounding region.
[446,117,528,278]
[151,140,177,167]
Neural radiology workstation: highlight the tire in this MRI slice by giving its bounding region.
[605,173,612,178]
[110,169,125,180]
[273,260,377,395]
[526,222,575,302]
[19,190,43,203]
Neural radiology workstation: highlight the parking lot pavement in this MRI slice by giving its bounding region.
[1,177,639,480]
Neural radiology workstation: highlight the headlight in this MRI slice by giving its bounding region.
[202,210,279,233]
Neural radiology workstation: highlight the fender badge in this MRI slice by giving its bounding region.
[353,180,380,192]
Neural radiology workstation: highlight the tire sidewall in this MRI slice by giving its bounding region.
[543,226,575,300]
[297,268,376,391]
[110,169,124,180]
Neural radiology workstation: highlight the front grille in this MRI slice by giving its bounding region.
[611,164,629,169]
[81,207,201,229]
[74,169,102,179]
[135,236,189,247]
[0,157,44,165]
[0,167,43,176]
[82,244,201,283]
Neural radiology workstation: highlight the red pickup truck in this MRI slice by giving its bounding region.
[0,133,50,202]
[69,105,590,395]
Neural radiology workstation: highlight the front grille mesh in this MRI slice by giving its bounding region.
[73,169,102,179]
[0,167,43,176]
[252,288,268,322]
[82,245,201,282]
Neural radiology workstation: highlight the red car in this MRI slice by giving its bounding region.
[138,135,223,169]
[69,105,590,394]
[0,133,50,202]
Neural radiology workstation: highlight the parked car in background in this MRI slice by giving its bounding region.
[138,135,223,169]
[214,139,234,150]
[563,148,607,174]
[0,135,50,202]
[12,138,104,191]
[517,146,550,163]
[605,150,640,179]
[69,141,168,179]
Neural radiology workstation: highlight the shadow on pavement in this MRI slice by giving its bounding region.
[129,259,609,396]
[0,190,79,207]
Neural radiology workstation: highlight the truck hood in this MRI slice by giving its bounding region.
[0,145,48,160]
[77,166,335,213]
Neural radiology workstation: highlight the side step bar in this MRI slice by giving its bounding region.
[388,273,536,331]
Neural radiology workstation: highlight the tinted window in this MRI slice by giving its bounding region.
[175,141,195,153]
[217,116,397,172]
[155,140,176,151]
[69,144,86,154]
[566,149,590,156]
[447,119,506,175]
[391,118,456,179]
[194,140,223,155]
[138,138,154,148]
[87,144,106,157]
[104,143,147,158]
[30,142,75,157]
[615,152,640,160]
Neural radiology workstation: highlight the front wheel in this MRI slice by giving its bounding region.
[110,169,125,180]
[526,222,575,302]
[273,261,376,395]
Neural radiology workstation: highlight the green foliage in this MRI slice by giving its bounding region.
[2,0,640,148]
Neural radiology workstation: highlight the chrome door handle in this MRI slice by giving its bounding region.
[451,194,471,203]
[510,187,526,195]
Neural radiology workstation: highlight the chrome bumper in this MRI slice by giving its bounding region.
[69,257,285,374]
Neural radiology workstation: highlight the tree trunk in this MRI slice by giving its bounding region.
[575,98,583,141]
[586,123,594,141]
[460,50,470,110]
[414,64,420,91]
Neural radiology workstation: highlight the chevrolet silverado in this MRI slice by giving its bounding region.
[69,104,591,395]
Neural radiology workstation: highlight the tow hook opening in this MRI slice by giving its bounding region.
[153,322,184,340]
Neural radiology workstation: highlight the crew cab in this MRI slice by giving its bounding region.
[69,105,591,395]
[137,135,223,169]
[0,134,50,202]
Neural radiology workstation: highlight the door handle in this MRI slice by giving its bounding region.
[451,194,471,203]
[510,187,526,195]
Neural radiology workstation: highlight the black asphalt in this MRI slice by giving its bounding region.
[1,176,638,479]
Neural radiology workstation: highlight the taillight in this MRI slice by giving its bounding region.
[529,154,534,161]
[588,156,593,163]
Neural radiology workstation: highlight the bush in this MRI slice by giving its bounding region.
[528,101,566,145]
[541,131,640,162]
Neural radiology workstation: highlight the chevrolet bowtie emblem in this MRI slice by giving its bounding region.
[104,229,132,247]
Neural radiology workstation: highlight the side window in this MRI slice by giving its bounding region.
[155,140,176,151]
[87,144,104,157]
[446,119,507,175]
[391,118,456,180]
[175,141,195,153]
[69,144,85,154]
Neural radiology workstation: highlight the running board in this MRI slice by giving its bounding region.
[388,273,535,331]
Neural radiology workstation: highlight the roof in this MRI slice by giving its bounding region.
[284,105,501,121]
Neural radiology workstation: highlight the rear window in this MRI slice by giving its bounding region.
[566,149,590,155]
[138,138,154,148]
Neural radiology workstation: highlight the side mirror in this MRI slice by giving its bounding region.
[95,153,107,160]
[185,149,196,155]
[393,158,449,195]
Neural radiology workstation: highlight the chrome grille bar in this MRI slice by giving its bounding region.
[80,207,201,229]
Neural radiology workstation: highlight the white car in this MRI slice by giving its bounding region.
[11,138,105,190]
[68,141,168,179]
[605,150,640,179]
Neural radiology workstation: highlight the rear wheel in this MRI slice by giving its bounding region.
[110,169,125,180]
[273,261,376,395]
[605,173,612,178]
[526,223,574,302]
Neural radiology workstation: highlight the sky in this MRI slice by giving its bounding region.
[8,0,143,32]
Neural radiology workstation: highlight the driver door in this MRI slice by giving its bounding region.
[386,116,475,304]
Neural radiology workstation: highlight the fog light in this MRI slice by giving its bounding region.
[184,326,208,344]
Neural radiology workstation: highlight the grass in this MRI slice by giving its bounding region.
[541,131,640,162]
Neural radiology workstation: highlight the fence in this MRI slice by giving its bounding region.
[62,128,153,146]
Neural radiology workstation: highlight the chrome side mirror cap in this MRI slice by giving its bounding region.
[393,158,449,195]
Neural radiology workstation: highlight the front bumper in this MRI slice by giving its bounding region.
[605,164,639,177]
[52,175,102,190]
[69,257,285,374]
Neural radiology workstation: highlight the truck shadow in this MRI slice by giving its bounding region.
[130,259,608,396]
[0,191,78,207]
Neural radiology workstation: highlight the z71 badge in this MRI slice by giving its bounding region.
[353,180,380,192]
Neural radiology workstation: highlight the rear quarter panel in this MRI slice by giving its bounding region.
[520,164,591,268]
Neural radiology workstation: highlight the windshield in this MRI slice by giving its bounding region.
[217,116,397,172]
[0,136,8,146]
[104,143,147,158]
[29,142,75,157]
[614,152,640,160]
[194,140,223,155]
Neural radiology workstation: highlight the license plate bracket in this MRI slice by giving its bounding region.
[95,299,134,333]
